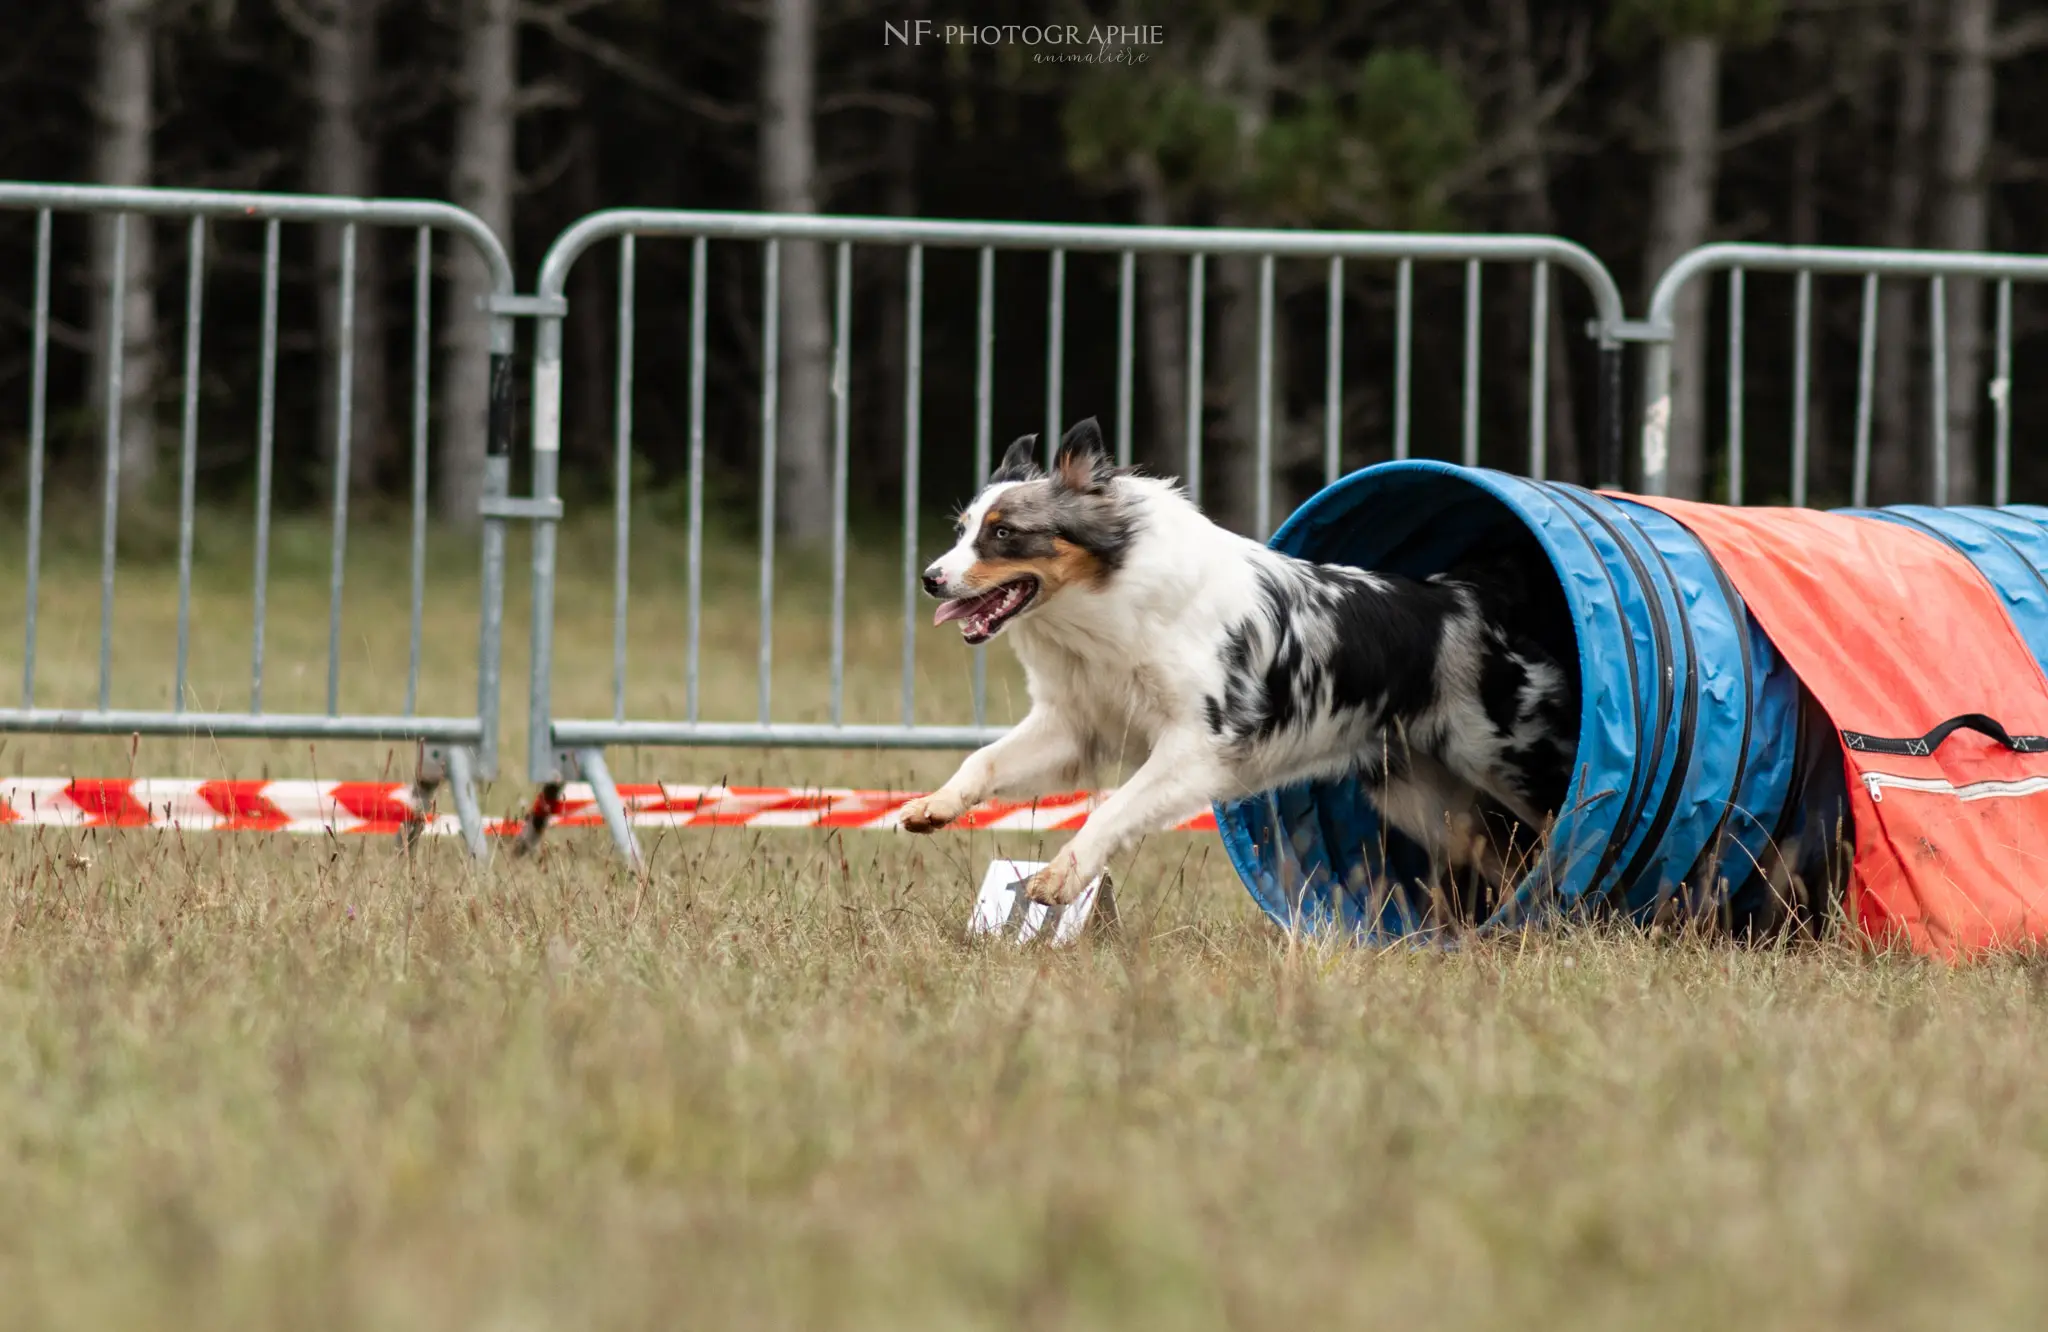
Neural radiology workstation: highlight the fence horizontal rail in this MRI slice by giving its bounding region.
[548,721,1009,750]
[0,182,514,290]
[536,209,1630,311]
[0,708,484,742]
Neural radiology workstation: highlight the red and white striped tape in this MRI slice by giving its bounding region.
[0,778,1218,837]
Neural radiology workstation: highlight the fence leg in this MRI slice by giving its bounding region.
[510,778,566,858]
[403,743,444,852]
[1597,341,1625,491]
[576,746,645,870]
[446,744,488,861]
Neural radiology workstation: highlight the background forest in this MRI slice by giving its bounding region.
[4,0,2046,540]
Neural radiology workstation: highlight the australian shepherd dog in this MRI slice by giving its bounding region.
[901,416,1582,923]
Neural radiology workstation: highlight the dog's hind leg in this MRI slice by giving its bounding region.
[899,706,1091,833]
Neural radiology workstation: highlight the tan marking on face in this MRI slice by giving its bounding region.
[1049,538,1107,588]
[982,509,1003,526]
[961,538,1108,606]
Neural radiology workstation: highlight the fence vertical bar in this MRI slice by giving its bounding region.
[1529,260,1549,480]
[1255,253,1275,539]
[1325,256,1343,485]
[1852,274,1876,509]
[526,284,567,785]
[901,244,924,727]
[1994,278,2012,508]
[1186,253,1205,502]
[1791,269,1811,508]
[174,216,204,712]
[1597,340,1625,491]
[1045,248,1065,461]
[252,219,279,712]
[759,239,780,725]
[973,246,994,726]
[406,228,431,717]
[687,236,707,722]
[477,328,512,785]
[326,223,356,717]
[611,234,635,723]
[1931,276,1949,506]
[21,209,50,708]
[98,214,126,713]
[1394,258,1413,460]
[831,240,851,725]
[1115,250,1135,467]
[1725,270,1745,504]
[1461,259,1481,467]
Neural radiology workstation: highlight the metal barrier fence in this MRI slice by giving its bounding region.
[0,183,532,856]
[521,209,1629,863]
[17,184,2048,867]
[1637,244,2048,506]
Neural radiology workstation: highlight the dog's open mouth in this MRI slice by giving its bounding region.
[933,577,1040,644]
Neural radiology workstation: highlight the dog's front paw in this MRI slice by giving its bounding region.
[898,792,963,834]
[1023,855,1086,906]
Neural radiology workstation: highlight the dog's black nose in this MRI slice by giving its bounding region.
[921,569,946,598]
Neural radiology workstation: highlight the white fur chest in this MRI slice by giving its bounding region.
[1010,626,1187,771]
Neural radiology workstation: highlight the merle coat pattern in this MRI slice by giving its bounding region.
[905,416,1579,918]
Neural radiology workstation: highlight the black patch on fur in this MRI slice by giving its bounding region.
[1204,563,1460,749]
[991,435,1043,485]
[972,519,1059,563]
[1204,551,1580,838]
[1053,417,1118,493]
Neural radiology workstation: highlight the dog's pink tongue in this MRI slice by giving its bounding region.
[934,591,998,626]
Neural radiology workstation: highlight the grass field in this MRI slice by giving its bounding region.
[5,508,2048,1329]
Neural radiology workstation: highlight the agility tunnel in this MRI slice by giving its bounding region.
[1213,462,2048,958]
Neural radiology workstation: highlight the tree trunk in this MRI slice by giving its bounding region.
[875,107,918,500]
[90,0,157,504]
[1497,0,1579,482]
[1873,0,1936,503]
[1788,80,1828,498]
[1206,14,1277,535]
[441,0,516,528]
[1129,155,1187,478]
[1641,35,1721,501]
[760,0,834,545]
[1933,0,1996,505]
[310,0,390,493]
[566,116,611,474]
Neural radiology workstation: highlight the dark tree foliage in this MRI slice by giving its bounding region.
[6,0,2048,523]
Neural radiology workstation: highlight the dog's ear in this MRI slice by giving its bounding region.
[991,434,1043,484]
[1053,417,1114,493]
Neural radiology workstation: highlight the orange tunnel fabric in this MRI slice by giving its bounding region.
[1634,498,2048,958]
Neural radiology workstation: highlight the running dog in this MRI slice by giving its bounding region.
[901,416,1581,920]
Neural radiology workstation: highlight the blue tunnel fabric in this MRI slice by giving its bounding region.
[1211,462,1805,937]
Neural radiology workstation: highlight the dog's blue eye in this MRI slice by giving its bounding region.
[995,526,1012,540]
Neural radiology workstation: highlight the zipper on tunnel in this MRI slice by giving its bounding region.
[1861,772,2048,804]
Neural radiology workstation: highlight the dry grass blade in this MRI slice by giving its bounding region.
[2,513,2046,1328]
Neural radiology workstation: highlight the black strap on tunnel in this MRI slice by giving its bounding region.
[1543,483,1697,905]
[1684,555,1758,908]
[1564,486,1705,901]
[1842,714,2048,757]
